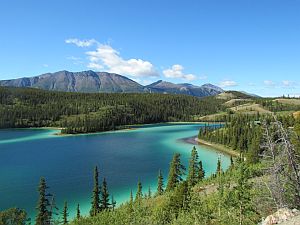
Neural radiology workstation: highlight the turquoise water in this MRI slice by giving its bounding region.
[0,124,230,221]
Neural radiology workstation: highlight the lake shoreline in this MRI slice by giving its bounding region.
[45,121,217,136]
[194,138,240,157]
[0,121,224,136]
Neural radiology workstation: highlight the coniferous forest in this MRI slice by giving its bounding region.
[0,87,224,133]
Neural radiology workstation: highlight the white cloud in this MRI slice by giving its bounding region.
[65,38,203,80]
[43,64,49,68]
[219,80,238,88]
[282,80,296,87]
[65,38,98,47]
[87,62,103,70]
[86,44,159,77]
[264,80,276,86]
[163,64,196,81]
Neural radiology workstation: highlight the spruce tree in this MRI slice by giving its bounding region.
[198,160,205,181]
[90,166,101,216]
[35,177,50,225]
[230,156,234,168]
[166,153,186,191]
[111,195,116,211]
[49,195,59,224]
[247,131,260,164]
[233,163,256,225]
[135,181,143,201]
[129,190,134,213]
[76,204,80,219]
[216,156,222,176]
[157,169,164,195]
[101,178,110,210]
[168,181,190,218]
[187,146,199,187]
[62,201,68,224]
[147,186,152,199]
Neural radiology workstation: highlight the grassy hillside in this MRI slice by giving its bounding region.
[273,98,300,105]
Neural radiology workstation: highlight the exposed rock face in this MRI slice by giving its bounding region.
[260,208,300,225]
[0,70,224,97]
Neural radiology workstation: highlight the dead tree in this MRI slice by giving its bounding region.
[261,117,300,209]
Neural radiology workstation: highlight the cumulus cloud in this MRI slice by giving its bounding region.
[219,80,238,88]
[86,44,159,77]
[65,38,98,47]
[65,38,201,80]
[163,64,196,81]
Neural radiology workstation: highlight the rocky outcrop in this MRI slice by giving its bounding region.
[260,208,300,225]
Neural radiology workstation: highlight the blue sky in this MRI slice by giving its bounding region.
[0,0,300,97]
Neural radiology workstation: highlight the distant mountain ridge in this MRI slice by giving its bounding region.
[145,80,223,97]
[0,70,224,97]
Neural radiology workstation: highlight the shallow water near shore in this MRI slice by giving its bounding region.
[0,123,230,221]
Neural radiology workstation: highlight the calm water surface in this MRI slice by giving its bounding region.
[0,124,230,220]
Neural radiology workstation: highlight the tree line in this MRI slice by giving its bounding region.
[198,113,298,163]
[0,87,225,134]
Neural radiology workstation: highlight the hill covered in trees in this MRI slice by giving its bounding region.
[1,86,300,134]
[0,87,225,134]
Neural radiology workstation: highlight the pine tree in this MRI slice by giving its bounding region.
[233,163,256,225]
[129,190,134,213]
[230,156,234,168]
[111,195,116,211]
[35,177,50,225]
[101,178,110,210]
[216,156,222,176]
[76,204,80,219]
[135,181,143,201]
[166,153,186,191]
[62,201,68,224]
[187,146,199,187]
[157,169,164,195]
[147,186,152,198]
[48,195,59,224]
[168,181,190,219]
[247,131,260,164]
[198,160,205,181]
[90,166,101,216]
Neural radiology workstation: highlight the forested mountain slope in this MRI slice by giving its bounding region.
[0,87,225,133]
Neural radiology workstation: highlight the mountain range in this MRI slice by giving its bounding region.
[0,70,223,97]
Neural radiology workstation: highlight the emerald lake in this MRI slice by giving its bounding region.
[0,123,230,220]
